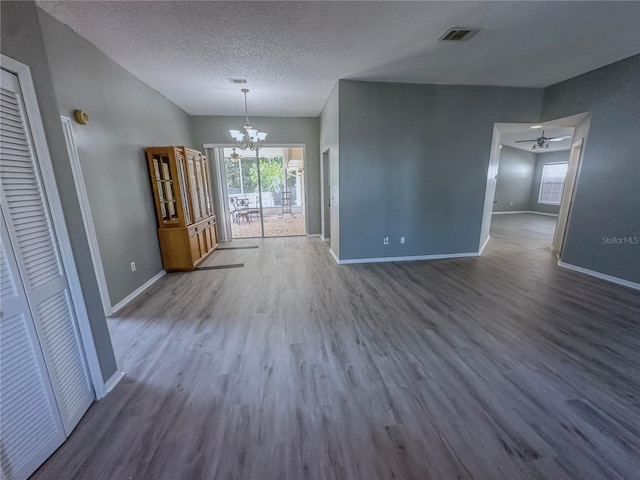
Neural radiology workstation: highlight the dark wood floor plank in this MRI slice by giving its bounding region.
[32,214,640,480]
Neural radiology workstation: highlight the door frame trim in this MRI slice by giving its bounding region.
[60,115,113,317]
[552,139,584,255]
[320,148,330,242]
[1,54,106,399]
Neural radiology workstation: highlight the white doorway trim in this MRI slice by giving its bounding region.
[60,115,112,317]
[1,54,106,399]
[552,139,584,255]
[478,125,502,251]
[320,149,331,242]
[480,113,590,257]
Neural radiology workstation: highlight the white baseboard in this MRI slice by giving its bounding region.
[558,261,640,291]
[478,235,491,255]
[307,233,321,238]
[329,248,340,264]
[492,210,558,217]
[336,251,478,265]
[99,370,125,399]
[110,270,166,314]
[527,211,559,217]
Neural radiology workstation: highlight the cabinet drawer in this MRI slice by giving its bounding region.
[188,224,202,237]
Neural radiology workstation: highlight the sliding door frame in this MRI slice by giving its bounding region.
[204,143,309,239]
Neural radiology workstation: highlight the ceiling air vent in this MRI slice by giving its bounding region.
[228,78,247,84]
[439,28,477,41]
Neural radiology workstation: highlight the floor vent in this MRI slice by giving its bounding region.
[439,28,477,41]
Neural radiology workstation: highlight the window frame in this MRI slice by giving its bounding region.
[538,162,568,205]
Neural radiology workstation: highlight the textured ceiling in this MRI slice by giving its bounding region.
[37,1,640,117]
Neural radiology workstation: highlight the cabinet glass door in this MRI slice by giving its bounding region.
[186,153,202,221]
[152,154,178,223]
[195,155,208,218]
[200,156,212,216]
[176,154,191,224]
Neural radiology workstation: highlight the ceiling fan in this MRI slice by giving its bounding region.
[515,130,571,150]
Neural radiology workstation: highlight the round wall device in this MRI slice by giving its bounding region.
[73,109,89,125]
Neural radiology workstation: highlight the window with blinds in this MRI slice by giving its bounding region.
[538,163,568,205]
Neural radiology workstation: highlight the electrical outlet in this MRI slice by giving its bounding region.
[400,236,405,244]
[383,236,389,245]
[130,261,136,272]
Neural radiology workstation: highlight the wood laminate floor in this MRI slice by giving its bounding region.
[33,214,640,480]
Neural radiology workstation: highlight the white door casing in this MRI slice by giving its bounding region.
[0,54,106,400]
[60,115,112,317]
[0,67,94,435]
[321,149,331,242]
[553,139,583,254]
[1,63,97,479]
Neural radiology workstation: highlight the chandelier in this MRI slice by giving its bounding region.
[229,88,267,151]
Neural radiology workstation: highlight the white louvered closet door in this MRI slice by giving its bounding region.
[0,67,94,475]
[0,209,66,480]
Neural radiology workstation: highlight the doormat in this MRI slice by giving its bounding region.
[197,263,244,270]
[216,246,259,250]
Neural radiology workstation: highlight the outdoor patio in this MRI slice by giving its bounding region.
[231,212,306,238]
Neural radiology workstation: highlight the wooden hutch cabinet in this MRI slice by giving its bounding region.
[146,146,218,271]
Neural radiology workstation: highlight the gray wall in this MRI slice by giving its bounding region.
[541,55,640,283]
[529,150,569,215]
[37,9,194,306]
[1,1,117,380]
[337,80,543,260]
[191,116,321,235]
[493,146,536,212]
[319,83,340,256]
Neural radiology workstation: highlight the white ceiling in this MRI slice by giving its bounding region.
[37,1,640,117]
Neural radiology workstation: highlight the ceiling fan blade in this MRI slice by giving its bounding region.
[515,139,537,143]
[548,136,571,142]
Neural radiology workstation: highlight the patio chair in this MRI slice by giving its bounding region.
[230,197,250,223]
[248,195,261,220]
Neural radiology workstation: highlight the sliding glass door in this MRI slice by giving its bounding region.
[220,147,306,239]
